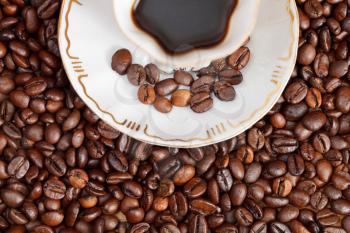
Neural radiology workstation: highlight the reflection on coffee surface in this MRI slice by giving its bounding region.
[132,0,238,54]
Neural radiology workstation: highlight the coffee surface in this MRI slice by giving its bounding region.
[133,0,237,54]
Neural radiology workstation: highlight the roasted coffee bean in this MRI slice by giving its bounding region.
[284,81,308,104]
[219,69,243,85]
[174,70,194,86]
[191,76,215,94]
[227,47,250,70]
[145,63,160,84]
[184,177,207,199]
[189,215,208,233]
[138,84,156,105]
[7,156,29,179]
[127,64,146,86]
[43,178,66,200]
[189,199,217,216]
[112,49,132,75]
[0,189,25,208]
[154,97,173,113]
[213,81,235,101]
[235,207,253,226]
[190,92,213,113]
[171,89,191,107]
[216,169,233,192]
[155,78,178,96]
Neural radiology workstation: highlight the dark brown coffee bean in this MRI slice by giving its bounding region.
[127,64,146,86]
[154,97,173,113]
[329,60,348,78]
[169,192,188,219]
[313,133,331,153]
[45,154,67,176]
[191,76,215,94]
[144,63,160,84]
[184,177,207,199]
[229,183,247,206]
[174,70,194,86]
[213,81,235,101]
[219,69,243,85]
[112,49,132,75]
[284,81,308,104]
[190,92,213,113]
[287,154,305,176]
[0,188,25,208]
[189,199,217,216]
[269,222,291,233]
[216,169,233,192]
[227,47,250,70]
[43,178,66,200]
[189,215,208,233]
[7,156,29,179]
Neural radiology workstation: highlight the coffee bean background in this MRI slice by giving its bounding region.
[0,0,350,233]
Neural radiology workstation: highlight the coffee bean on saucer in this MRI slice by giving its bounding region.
[213,81,236,101]
[174,70,194,86]
[191,76,215,94]
[138,84,156,105]
[111,48,132,75]
[190,92,213,113]
[154,97,173,113]
[145,63,160,84]
[171,89,191,107]
[155,79,178,96]
[227,47,250,70]
[126,64,147,86]
[219,69,243,85]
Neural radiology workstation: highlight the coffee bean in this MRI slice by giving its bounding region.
[230,183,247,206]
[111,49,132,75]
[7,156,29,179]
[189,215,208,233]
[235,207,253,226]
[43,178,66,200]
[190,199,217,216]
[171,89,191,107]
[138,84,156,105]
[219,69,243,85]
[216,169,233,192]
[154,97,173,113]
[173,164,195,185]
[155,79,178,96]
[190,92,213,113]
[191,76,215,94]
[127,64,146,86]
[45,154,67,176]
[297,44,316,65]
[174,70,194,86]
[284,81,308,104]
[227,47,250,70]
[184,177,207,199]
[169,192,188,219]
[67,168,88,189]
[213,81,235,101]
[313,133,331,153]
[0,188,25,208]
[145,63,160,84]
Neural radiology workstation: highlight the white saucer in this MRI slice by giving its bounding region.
[58,0,299,148]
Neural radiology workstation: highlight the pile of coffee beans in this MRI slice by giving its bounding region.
[0,0,350,233]
[111,46,250,113]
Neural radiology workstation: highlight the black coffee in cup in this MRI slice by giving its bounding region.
[132,0,238,54]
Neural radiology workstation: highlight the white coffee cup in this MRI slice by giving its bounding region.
[113,0,261,71]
